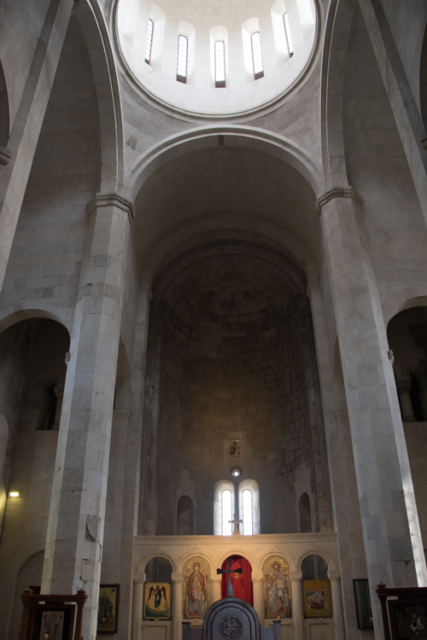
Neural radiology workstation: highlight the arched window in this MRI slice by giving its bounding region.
[301,554,329,580]
[222,489,232,535]
[177,495,194,534]
[251,32,264,79]
[176,35,188,83]
[283,12,294,57]
[214,40,226,87]
[299,492,312,532]
[214,480,235,535]
[238,479,260,534]
[145,19,154,63]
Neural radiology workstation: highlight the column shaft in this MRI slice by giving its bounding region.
[172,574,183,640]
[290,572,303,640]
[41,194,133,640]
[211,578,222,604]
[328,571,345,640]
[396,379,416,422]
[132,580,144,640]
[320,191,427,634]
[252,578,264,626]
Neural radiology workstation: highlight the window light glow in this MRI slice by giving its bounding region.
[251,32,264,79]
[215,40,226,87]
[284,13,294,57]
[9,491,19,498]
[145,19,154,63]
[242,489,253,535]
[222,490,232,535]
[177,35,188,82]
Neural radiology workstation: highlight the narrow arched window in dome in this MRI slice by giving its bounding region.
[145,19,154,63]
[251,32,264,79]
[222,489,232,535]
[215,40,226,88]
[283,12,294,57]
[176,34,188,83]
[242,489,253,535]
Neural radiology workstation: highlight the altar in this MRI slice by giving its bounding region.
[131,533,344,640]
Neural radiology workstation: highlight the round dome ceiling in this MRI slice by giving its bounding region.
[116,0,318,117]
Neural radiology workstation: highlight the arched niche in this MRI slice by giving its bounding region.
[299,492,312,533]
[145,556,173,582]
[9,551,44,640]
[238,479,260,535]
[177,495,195,535]
[301,553,329,580]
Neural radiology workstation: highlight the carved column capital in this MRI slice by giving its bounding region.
[316,187,363,216]
[86,192,135,224]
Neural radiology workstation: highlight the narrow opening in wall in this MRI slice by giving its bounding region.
[251,32,264,79]
[242,489,253,535]
[283,12,294,57]
[176,34,188,83]
[145,19,154,63]
[215,40,226,87]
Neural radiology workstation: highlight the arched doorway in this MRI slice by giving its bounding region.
[220,555,253,605]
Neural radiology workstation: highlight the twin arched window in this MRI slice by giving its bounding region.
[214,479,260,535]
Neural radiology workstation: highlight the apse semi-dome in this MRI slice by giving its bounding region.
[116,0,318,117]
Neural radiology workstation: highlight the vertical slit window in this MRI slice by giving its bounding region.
[283,13,294,57]
[176,35,188,83]
[222,490,232,535]
[145,19,154,63]
[251,32,264,79]
[215,40,226,87]
[242,489,253,535]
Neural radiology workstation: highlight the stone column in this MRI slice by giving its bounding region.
[132,578,145,640]
[328,570,345,640]
[290,571,303,640]
[0,0,75,291]
[172,573,183,640]
[319,188,427,635]
[41,194,134,640]
[211,577,222,604]
[395,379,416,422]
[252,571,264,626]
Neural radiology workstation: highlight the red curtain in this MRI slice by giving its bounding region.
[220,555,253,606]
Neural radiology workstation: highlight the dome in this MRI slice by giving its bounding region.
[116,0,318,117]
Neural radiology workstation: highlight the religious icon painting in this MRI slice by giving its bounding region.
[183,556,210,619]
[263,556,292,618]
[39,611,64,640]
[229,439,241,456]
[144,582,171,620]
[304,580,332,618]
[97,584,120,634]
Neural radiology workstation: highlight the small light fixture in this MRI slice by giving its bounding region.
[230,466,242,478]
[9,491,19,498]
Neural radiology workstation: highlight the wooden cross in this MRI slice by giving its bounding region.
[229,513,243,536]
[217,557,242,597]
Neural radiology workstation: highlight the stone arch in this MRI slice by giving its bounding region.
[297,549,336,571]
[136,552,177,575]
[320,0,355,188]
[0,306,72,336]
[126,126,324,203]
[0,59,9,147]
[217,549,258,573]
[74,0,124,193]
[180,552,214,576]
[383,292,427,327]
